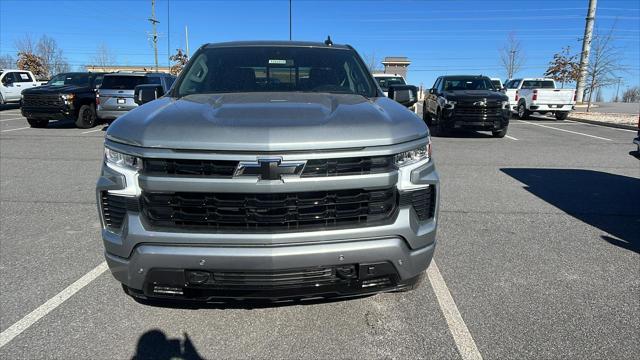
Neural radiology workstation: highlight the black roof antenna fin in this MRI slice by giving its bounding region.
[324,36,333,46]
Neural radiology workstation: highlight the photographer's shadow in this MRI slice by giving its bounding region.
[132,330,203,360]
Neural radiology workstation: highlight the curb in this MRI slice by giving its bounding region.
[568,117,637,131]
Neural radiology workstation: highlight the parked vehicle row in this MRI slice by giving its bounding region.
[0,69,46,105]
[18,71,176,128]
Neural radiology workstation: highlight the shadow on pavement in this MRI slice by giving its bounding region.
[501,168,640,254]
[0,104,20,111]
[132,330,203,360]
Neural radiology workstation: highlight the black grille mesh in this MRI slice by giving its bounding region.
[142,188,397,231]
[100,192,139,230]
[22,94,63,108]
[399,186,436,221]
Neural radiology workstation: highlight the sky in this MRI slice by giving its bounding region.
[1,0,638,100]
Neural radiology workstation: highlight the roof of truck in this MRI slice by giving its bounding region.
[203,40,351,50]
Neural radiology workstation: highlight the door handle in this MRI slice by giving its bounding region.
[16,84,21,87]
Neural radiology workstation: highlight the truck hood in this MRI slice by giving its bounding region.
[106,92,427,152]
[21,84,90,95]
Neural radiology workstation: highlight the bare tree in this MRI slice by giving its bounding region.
[0,54,16,68]
[169,49,189,75]
[544,46,580,88]
[584,26,626,111]
[91,43,116,71]
[363,52,382,73]
[36,35,69,77]
[622,86,640,103]
[15,35,36,54]
[499,32,525,80]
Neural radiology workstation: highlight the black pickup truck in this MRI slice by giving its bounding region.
[21,72,106,128]
[423,75,510,137]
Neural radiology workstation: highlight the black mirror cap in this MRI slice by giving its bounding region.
[134,84,164,105]
[388,85,418,108]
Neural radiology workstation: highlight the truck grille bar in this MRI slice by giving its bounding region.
[141,187,397,231]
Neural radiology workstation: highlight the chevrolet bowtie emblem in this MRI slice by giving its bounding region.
[473,99,488,107]
[234,158,306,180]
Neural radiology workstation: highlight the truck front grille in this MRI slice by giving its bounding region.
[141,155,396,178]
[454,105,502,122]
[22,94,63,108]
[141,187,397,231]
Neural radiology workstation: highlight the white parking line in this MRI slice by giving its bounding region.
[564,119,637,132]
[0,117,25,122]
[1,127,30,133]
[0,262,108,349]
[428,261,483,360]
[81,128,105,134]
[505,135,519,141]
[518,120,612,141]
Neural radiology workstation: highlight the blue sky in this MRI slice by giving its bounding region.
[1,0,638,99]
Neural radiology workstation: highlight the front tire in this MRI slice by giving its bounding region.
[492,127,508,138]
[27,118,49,128]
[422,101,433,125]
[555,111,569,120]
[75,104,97,129]
[517,102,530,120]
[429,110,447,137]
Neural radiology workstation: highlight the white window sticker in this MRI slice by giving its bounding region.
[20,73,29,80]
[269,59,287,64]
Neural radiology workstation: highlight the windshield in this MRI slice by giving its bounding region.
[521,80,555,89]
[176,46,376,97]
[375,76,406,91]
[47,73,91,86]
[443,77,495,91]
[101,75,147,90]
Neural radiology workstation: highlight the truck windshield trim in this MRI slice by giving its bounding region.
[175,46,376,98]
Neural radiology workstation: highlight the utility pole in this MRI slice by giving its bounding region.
[185,25,190,58]
[614,77,622,102]
[508,50,516,79]
[576,0,597,103]
[148,0,160,72]
[289,0,292,40]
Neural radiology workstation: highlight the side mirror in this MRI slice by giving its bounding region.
[429,88,436,94]
[388,85,418,108]
[134,84,164,105]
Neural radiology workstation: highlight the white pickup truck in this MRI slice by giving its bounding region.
[503,78,575,120]
[0,69,46,105]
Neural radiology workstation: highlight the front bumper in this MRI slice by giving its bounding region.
[442,107,510,130]
[97,139,440,300]
[21,104,73,120]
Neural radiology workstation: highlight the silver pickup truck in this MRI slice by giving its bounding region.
[96,40,439,302]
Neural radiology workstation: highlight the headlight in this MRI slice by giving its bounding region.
[394,141,431,167]
[502,100,510,109]
[444,100,456,109]
[104,147,142,171]
[61,93,75,102]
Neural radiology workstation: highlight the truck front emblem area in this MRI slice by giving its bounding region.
[234,158,306,180]
[473,99,487,107]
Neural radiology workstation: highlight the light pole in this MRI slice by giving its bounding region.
[289,0,292,40]
[614,77,622,102]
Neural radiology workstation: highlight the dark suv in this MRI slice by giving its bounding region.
[21,72,106,128]
[97,72,175,120]
[423,75,510,137]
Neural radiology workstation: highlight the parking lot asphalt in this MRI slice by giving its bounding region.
[0,104,638,359]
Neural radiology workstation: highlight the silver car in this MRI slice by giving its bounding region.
[97,72,175,120]
[96,41,439,302]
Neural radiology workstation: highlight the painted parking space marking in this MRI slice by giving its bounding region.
[0,262,108,349]
[518,120,612,141]
[505,135,519,141]
[0,118,25,122]
[1,127,30,133]
[81,128,106,134]
[428,261,483,360]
